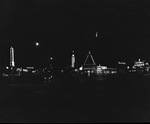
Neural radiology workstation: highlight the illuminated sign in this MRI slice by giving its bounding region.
[118,62,126,65]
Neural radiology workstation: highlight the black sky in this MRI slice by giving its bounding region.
[0,0,150,67]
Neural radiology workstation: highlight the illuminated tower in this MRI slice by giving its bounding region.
[10,46,15,67]
[71,51,75,68]
[84,51,96,66]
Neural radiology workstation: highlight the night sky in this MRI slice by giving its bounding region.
[0,0,150,67]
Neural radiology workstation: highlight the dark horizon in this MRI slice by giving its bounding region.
[0,0,150,67]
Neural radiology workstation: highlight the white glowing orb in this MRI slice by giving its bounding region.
[79,66,83,71]
[35,42,39,46]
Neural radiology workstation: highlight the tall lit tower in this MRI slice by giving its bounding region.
[71,51,75,68]
[96,32,98,37]
[10,46,15,67]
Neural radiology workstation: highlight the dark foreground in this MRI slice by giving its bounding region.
[0,75,150,123]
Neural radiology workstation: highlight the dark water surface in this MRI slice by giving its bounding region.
[0,76,150,122]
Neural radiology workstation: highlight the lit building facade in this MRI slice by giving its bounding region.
[79,51,117,76]
[10,46,15,67]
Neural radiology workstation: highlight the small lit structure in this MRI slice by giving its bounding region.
[82,51,97,75]
[134,58,145,67]
[133,59,150,73]
[96,64,108,74]
[71,51,75,68]
[80,51,117,76]
[84,51,96,66]
[96,65,103,74]
[9,46,15,81]
[10,46,15,67]
[16,67,22,76]
[23,69,28,72]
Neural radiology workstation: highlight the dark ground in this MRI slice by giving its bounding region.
[0,75,150,123]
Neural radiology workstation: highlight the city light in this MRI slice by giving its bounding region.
[79,66,83,71]
[23,69,28,72]
[118,62,126,65]
[2,46,150,82]
[10,46,15,67]
[26,67,34,69]
[32,70,36,73]
[96,32,98,37]
[35,42,39,46]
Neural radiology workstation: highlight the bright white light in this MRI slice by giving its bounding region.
[35,42,39,46]
[23,69,28,72]
[32,70,36,73]
[6,66,9,69]
[145,63,149,65]
[79,66,83,71]
[101,66,107,70]
[71,55,75,67]
[96,32,98,37]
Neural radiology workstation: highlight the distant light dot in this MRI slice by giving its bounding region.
[35,42,39,46]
